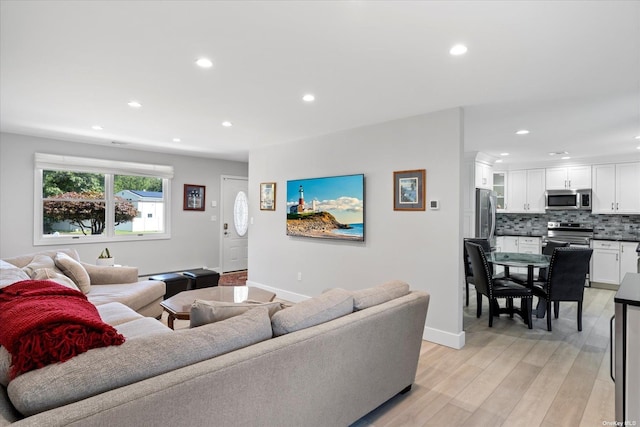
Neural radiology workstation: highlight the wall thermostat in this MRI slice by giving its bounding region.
[429,200,439,210]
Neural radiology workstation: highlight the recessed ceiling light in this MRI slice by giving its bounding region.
[195,58,213,68]
[127,101,142,108]
[302,94,315,102]
[548,151,569,156]
[92,125,103,130]
[500,153,509,156]
[172,138,181,143]
[449,44,468,56]
[635,135,640,140]
[495,159,503,163]
[561,156,571,160]
[515,129,530,135]
[637,146,640,150]
[222,121,232,127]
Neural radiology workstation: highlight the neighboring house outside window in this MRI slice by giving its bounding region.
[34,153,173,245]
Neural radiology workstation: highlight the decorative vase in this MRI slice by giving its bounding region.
[96,257,115,266]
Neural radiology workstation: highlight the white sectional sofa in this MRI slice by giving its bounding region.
[0,268,429,426]
[1,248,165,318]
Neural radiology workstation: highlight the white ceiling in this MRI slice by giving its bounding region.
[1,1,639,165]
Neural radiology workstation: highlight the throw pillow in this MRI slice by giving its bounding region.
[31,268,80,291]
[271,288,353,336]
[352,280,411,311]
[190,299,284,328]
[0,260,29,289]
[19,254,57,278]
[54,252,91,293]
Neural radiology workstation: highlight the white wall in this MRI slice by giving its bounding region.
[248,108,465,348]
[0,132,248,275]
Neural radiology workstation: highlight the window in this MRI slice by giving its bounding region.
[35,153,173,245]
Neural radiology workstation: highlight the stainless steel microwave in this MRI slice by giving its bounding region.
[545,189,592,211]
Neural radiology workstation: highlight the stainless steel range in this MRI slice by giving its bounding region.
[544,222,594,247]
[544,221,594,286]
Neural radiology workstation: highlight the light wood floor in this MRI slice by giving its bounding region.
[351,286,616,427]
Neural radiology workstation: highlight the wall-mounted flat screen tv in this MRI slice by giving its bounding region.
[286,174,365,241]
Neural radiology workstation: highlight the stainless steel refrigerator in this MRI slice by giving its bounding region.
[475,188,497,247]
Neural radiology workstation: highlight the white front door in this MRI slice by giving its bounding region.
[221,176,249,273]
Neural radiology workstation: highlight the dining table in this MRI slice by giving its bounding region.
[488,251,551,318]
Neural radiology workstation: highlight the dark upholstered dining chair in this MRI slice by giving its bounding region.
[462,238,498,306]
[509,240,569,286]
[465,241,533,328]
[532,247,593,332]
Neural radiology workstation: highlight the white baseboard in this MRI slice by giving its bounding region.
[248,280,466,349]
[246,280,310,303]
[423,326,465,349]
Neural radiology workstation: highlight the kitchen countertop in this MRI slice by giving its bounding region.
[496,233,640,242]
[615,273,640,307]
[495,233,544,237]
[592,237,640,242]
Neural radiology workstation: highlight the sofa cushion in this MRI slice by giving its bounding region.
[7,307,273,416]
[0,260,29,289]
[352,280,411,311]
[87,280,165,311]
[54,252,91,293]
[271,288,354,337]
[190,299,284,328]
[114,317,173,339]
[96,302,144,326]
[0,346,9,387]
[30,268,80,291]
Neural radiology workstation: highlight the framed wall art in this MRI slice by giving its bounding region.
[183,184,205,211]
[286,174,365,241]
[260,182,276,211]
[393,169,425,211]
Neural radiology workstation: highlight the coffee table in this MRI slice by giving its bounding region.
[161,286,276,329]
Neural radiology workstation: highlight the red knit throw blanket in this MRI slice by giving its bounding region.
[0,280,125,379]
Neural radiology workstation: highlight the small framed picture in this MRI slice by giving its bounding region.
[393,169,426,211]
[183,184,205,211]
[260,182,276,211]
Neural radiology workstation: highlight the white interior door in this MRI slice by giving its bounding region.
[221,176,249,273]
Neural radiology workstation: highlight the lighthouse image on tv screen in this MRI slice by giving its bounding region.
[286,174,365,241]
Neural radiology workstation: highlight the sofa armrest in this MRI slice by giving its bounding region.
[81,262,139,285]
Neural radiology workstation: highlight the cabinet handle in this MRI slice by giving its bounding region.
[611,202,614,211]
[616,254,619,261]
[610,315,615,382]
[568,180,571,188]
[616,202,619,211]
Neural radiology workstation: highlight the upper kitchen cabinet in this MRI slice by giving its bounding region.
[475,161,493,190]
[493,172,506,212]
[507,169,546,213]
[592,162,640,214]
[545,166,592,190]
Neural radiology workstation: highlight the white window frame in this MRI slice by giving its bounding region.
[34,153,173,246]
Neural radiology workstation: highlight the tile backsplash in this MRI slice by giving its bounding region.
[496,212,640,241]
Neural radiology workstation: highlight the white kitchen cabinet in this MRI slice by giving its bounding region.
[592,241,620,285]
[616,163,640,213]
[507,169,545,213]
[621,242,639,279]
[592,162,640,214]
[545,166,592,190]
[592,240,639,286]
[495,236,541,274]
[475,161,493,190]
[493,172,507,212]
